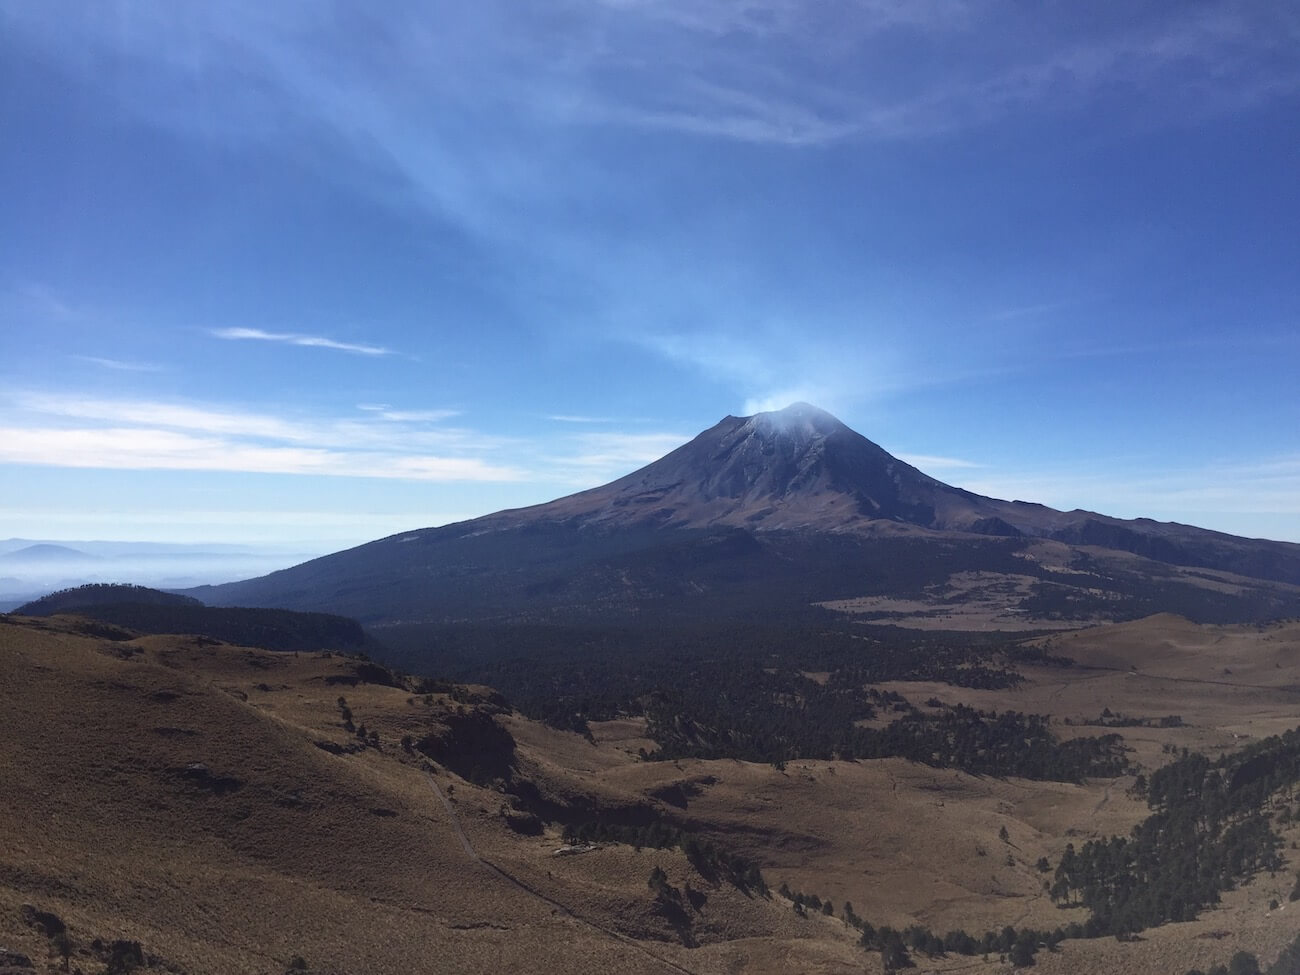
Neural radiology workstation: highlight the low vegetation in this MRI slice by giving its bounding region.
[562,819,768,896]
[1187,929,1300,975]
[775,879,1063,969]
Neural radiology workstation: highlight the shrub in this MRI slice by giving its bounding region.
[1010,941,1036,967]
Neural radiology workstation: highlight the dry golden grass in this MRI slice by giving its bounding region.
[2,612,1299,974]
[0,617,700,974]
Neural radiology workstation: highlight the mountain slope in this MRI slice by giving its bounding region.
[194,404,1300,629]
[0,614,841,974]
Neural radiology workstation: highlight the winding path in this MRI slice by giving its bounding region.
[1091,778,1116,814]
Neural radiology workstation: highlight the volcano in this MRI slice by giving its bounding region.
[523,402,969,532]
[194,404,1300,632]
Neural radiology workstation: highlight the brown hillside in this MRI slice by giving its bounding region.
[3,613,1300,974]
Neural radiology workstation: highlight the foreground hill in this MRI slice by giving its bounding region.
[4,612,1300,974]
[194,404,1300,633]
[17,583,202,614]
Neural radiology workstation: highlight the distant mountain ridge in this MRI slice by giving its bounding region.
[0,543,97,564]
[194,404,1300,629]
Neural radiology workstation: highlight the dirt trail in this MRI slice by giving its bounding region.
[428,774,478,861]
[1092,779,1115,815]
[426,775,702,975]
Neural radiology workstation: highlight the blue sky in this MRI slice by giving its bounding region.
[2,1,1298,552]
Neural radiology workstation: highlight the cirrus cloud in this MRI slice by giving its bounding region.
[2,392,522,482]
[211,326,393,357]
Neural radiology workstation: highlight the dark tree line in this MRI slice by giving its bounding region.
[844,704,1126,782]
[431,620,1123,781]
[644,689,1126,783]
[392,622,1035,737]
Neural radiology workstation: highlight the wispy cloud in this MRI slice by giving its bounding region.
[2,388,696,490]
[211,327,393,357]
[638,326,912,417]
[0,426,520,481]
[4,392,522,482]
[546,414,616,424]
[7,282,83,323]
[73,356,164,373]
[357,404,461,422]
[7,2,1294,416]
[19,393,314,443]
[9,3,1294,245]
[519,4,1298,147]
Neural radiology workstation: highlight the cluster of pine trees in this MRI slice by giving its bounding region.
[645,687,1126,783]
[1049,731,1300,934]
[847,704,1127,782]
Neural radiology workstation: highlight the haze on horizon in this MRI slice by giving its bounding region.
[2,2,1297,549]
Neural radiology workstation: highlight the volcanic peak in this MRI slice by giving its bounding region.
[741,401,850,439]
[515,402,949,533]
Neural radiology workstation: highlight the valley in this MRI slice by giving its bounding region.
[4,611,1300,974]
